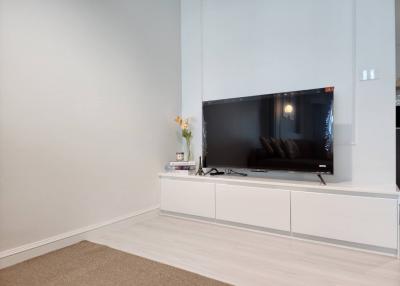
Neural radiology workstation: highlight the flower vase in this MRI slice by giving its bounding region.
[186,139,192,161]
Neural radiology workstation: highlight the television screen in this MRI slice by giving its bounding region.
[202,87,334,174]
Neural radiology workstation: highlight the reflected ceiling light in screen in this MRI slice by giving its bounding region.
[284,104,293,113]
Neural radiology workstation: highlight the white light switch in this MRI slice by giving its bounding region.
[360,69,377,81]
[369,69,376,80]
[362,70,368,81]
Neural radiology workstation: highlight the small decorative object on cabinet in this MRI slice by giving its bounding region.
[167,160,196,175]
[196,156,205,176]
[174,116,193,161]
[176,152,184,162]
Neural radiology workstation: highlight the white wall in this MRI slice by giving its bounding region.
[181,0,203,162]
[0,0,181,252]
[353,0,396,187]
[182,0,396,188]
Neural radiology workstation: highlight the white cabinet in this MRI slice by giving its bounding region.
[159,174,399,254]
[161,178,215,218]
[291,191,398,249]
[216,184,291,232]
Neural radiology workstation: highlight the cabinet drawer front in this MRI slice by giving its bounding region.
[216,184,291,231]
[161,179,215,218]
[291,191,398,249]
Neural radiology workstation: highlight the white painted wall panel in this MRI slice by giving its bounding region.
[0,0,181,253]
[181,0,396,187]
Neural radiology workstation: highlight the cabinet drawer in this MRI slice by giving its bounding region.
[216,184,291,231]
[161,178,215,218]
[291,191,398,249]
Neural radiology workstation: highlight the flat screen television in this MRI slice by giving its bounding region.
[202,87,334,174]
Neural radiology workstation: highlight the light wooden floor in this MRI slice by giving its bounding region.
[87,213,400,286]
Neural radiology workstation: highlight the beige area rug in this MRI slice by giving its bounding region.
[0,241,230,286]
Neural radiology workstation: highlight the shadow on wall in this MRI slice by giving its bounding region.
[332,123,353,183]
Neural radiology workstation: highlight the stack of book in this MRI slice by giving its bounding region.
[167,161,196,175]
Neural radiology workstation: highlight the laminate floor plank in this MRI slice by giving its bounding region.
[87,215,400,286]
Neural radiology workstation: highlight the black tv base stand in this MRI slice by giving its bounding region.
[317,173,327,185]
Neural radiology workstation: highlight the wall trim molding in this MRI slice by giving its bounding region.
[0,205,160,269]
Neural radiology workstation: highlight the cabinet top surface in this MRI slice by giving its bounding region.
[159,173,399,198]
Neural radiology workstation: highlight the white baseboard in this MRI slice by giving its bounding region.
[0,205,160,269]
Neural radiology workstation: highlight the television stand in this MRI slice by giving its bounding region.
[226,169,248,177]
[159,172,399,255]
[317,173,327,185]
